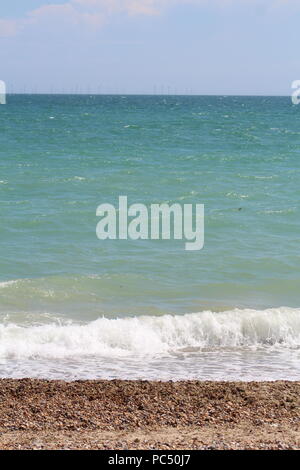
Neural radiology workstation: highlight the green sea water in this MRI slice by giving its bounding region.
[0,95,299,380]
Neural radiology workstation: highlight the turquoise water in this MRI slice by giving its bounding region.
[0,95,300,380]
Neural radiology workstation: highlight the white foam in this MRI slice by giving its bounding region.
[0,280,19,289]
[0,307,299,360]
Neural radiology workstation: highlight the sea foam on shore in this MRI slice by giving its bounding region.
[0,307,299,381]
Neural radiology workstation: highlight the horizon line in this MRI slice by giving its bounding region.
[6,92,292,98]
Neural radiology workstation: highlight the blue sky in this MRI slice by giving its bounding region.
[0,0,299,95]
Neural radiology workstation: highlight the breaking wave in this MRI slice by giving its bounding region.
[0,307,299,360]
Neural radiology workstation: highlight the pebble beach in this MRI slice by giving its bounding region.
[0,379,299,450]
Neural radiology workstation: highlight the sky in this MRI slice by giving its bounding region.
[0,0,299,95]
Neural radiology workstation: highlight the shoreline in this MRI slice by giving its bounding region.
[0,378,299,450]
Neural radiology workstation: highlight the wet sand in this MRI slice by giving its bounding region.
[0,379,299,450]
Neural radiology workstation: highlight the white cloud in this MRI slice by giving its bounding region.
[0,0,298,37]
[28,2,104,28]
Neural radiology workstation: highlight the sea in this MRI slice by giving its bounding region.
[0,94,299,381]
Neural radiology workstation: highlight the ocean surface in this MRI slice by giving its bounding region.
[0,94,299,381]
